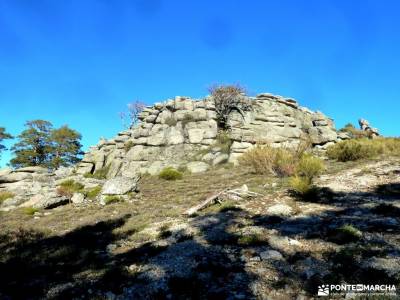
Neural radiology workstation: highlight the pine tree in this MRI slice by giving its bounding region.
[0,127,13,157]
[50,125,83,169]
[10,120,53,168]
[10,120,83,169]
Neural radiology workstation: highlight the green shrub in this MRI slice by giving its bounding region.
[59,179,84,191]
[237,233,267,246]
[181,114,195,128]
[329,224,362,244]
[158,167,183,180]
[84,186,102,200]
[104,195,123,205]
[324,138,400,162]
[296,154,325,181]
[0,191,14,204]
[326,139,377,161]
[165,117,177,127]
[24,207,39,216]
[124,141,134,152]
[84,165,110,179]
[289,154,324,198]
[218,201,241,212]
[289,176,313,195]
[57,180,84,198]
[328,137,400,162]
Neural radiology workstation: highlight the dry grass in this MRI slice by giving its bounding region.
[1,165,269,240]
[0,191,14,203]
[239,144,298,176]
[1,158,398,298]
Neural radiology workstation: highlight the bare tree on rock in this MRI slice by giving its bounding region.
[209,84,252,130]
[120,100,146,129]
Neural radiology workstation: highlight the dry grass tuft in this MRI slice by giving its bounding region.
[0,191,14,204]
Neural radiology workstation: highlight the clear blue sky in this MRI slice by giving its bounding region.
[1,0,400,167]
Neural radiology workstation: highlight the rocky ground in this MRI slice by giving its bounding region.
[0,157,399,299]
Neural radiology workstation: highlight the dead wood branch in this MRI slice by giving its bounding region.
[184,185,262,216]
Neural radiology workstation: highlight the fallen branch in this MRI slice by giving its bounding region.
[184,190,227,216]
[184,185,262,216]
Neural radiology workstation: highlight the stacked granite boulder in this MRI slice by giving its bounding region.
[0,166,69,211]
[76,93,339,179]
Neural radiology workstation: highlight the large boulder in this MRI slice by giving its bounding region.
[71,193,85,204]
[0,172,32,184]
[21,193,69,209]
[101,176,140,196]
[187,161,209,173]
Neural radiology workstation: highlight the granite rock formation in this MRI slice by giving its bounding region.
[77,93,340,179]
[0,92,343,211]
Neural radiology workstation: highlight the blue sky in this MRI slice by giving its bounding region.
[1,0,400,167]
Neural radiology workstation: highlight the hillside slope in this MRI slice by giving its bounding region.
[1,157,399,299]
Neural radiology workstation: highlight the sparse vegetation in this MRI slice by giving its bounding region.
[165,117,178,127]
[158,224,172,239]
[104,195,123,205]
[124,141,134,152]
[1,157,399,299]
[158,167,183,180]
[327,139,377,161]
[329,224,362,244]
[326,138,400,162]
[237,233,267,246]
[84,186,102,200]
[217,201,240,212]
[59,179,84,191]
[84,165,110,179]
[339,123,371,139]
[239,144,299,176]
[181,114,195,128]
[215,131,233,154]
[177,165,188,173]
[57,180,84,198]
[289,176,314,195]
[295,154,325,181]
[24,207,39,216]
[119,100,146,129]
[0,191,14,204]
[288,153,324,198]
